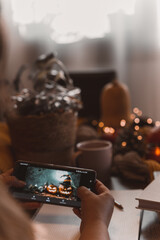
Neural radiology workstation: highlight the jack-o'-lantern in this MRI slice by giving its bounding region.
[46,184,57,194]
[59,175,73,197]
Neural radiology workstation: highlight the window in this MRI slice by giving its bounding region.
[10,0,136,43]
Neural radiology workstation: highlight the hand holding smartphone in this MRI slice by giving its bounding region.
[11,161,96,208]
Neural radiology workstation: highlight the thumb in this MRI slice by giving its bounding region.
[77,186,93,200]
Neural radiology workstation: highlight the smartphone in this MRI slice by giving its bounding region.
[11,161,96,208]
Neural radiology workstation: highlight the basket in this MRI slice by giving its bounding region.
[7,111,77,165]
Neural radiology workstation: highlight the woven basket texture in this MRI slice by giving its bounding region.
[7,111,77,165]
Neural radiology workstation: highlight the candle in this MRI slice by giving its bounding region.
[155,146,160,158]
[147,144,160,162]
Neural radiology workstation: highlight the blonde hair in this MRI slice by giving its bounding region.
[0,180,35,240]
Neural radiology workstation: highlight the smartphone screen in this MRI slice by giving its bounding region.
[11,161,96,208]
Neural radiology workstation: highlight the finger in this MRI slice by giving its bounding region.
[6,176,26,187]
[20,202,42,210]
[77,186,93,200]
[72,208,81,219]
[4,168,14,176]
[95,180,110,195]
[12,178,26,188]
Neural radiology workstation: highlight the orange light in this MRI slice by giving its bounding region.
[103,127,110,133]
[134,131,138,136]
[133,107,140,114]
[134,125,139,131]
[130,113,136,120]
[134,118,140,124]
[155,147,160,156]
[137,110,142,116]
[122,141,127,147]
[99,122,104,128]
[110,127,115,134]
[155,121,160,127]
[120,119,126,127]
[137,135,142,140]
[92,120,98,126]
[147,118,152,124]
[103,127,115,134]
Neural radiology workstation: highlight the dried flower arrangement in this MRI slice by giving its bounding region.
[6,53,82,165]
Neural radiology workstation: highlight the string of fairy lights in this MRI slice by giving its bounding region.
[91,107,160,151]
[92,107,159,129]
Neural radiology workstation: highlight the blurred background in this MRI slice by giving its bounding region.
[1,0,160,121]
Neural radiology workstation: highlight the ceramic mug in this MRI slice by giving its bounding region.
[76,140,112,184]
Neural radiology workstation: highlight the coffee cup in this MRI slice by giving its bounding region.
[75,140,112,184]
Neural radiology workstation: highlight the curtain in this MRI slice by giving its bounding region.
[1,0,160,120]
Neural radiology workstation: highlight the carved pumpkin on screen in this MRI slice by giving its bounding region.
[46,184,57,194]
[59,175,73,198]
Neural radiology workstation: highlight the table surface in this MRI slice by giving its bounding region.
[110,176,160,240]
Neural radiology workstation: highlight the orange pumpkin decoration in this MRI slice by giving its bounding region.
[100,79,131,129]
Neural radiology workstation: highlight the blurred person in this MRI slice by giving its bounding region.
[0,180,35,240]
[0,168,25,187]
[0,3,15,173]
[0,168,41,210]
[0,6,7,81]
[0,5,114,239]
[0,178,114,240]
[0,7,42,210]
